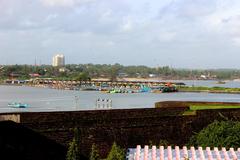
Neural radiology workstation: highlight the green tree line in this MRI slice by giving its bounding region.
[1,64,240,80]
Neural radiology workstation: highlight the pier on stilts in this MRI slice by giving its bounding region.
[6,79,185,90]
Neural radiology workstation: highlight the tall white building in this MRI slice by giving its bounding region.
[52,54,65,67]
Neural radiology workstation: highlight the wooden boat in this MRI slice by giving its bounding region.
[216,81,226,84]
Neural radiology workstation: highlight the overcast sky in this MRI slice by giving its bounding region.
[1,0,240,68]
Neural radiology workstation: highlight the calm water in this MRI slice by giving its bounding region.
[1,83,240,113]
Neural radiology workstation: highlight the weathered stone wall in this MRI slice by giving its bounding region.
[0,114,20,122]
[1,106,240,158]
[0,121,67,160]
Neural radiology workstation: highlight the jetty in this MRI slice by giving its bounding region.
[4,79,185,90]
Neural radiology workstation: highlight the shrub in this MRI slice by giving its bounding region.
[90,143,100,160]
[66,128,81,160]
[188,120,240,148]
[106,142,125,160]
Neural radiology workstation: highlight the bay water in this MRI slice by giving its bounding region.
[1,81,240,113]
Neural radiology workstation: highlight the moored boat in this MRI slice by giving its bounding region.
[216,81,226,84]
[8,102,29,108]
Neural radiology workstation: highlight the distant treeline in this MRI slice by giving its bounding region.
[1,63,240,80]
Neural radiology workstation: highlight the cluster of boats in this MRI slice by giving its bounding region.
[80,84,178,94]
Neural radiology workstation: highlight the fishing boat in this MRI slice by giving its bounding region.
[106,88,136,93]
[216,81,226,84]
[8,102,29,108]
[80,86,98,91]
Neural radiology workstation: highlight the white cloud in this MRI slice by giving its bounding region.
[121,17,133,32]
[201,2,240,47]
[2,0,240,67]
[232,38,240,47]
[157,32,176,42]
[106,41,115,46]
[40,0,95,8]
[41,38,55,48]
[20,19,38,28]
[100,10,112,21]
[40,0,75,7]
[45,14,58,21]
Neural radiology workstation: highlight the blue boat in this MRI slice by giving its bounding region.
[8,102,29,108]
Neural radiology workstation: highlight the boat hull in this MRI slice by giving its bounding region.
[8,103,29,108]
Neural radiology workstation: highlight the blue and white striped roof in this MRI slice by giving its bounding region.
[126,145,240,160]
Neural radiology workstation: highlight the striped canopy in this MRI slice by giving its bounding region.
[126,145,239,160]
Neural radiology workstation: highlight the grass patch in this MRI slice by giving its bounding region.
[190,105,240,110]
[182,110,197,116]
[182,104,240,116]
[178,86,240,93]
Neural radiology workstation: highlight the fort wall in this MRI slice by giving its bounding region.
[1,102,240,157]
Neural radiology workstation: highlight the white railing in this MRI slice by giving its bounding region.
[127,145,240,160]
[95,98,112,110]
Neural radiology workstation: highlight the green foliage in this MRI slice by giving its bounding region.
[74,72,91,81]
[66,138,79,160]
[178,86,240,93]
[188,120,240,148]
[2,64,240,80]
[190,105,240,110]
[106,142,125,160]
[66,128,81,160]
[148,139,169,148]
[89,143,100,160]
[110,64,122,82]
[148,140,154,148]
[158,139,169,147]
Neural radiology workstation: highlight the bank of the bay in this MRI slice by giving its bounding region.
[178,86,240,94]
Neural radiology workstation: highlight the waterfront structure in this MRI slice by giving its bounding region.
[95,98,112,109]
[52,54,65,67]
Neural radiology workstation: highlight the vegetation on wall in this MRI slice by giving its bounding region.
[188,120,240,148]
[106,142,125,160]
[66,129,125,160]
[89,143,100,160]
[66,128,81,160]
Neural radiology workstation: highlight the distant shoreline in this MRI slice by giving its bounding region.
[178,86,240,94]
[179,90,240,94]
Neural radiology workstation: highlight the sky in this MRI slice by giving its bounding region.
[1,0,240,68]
